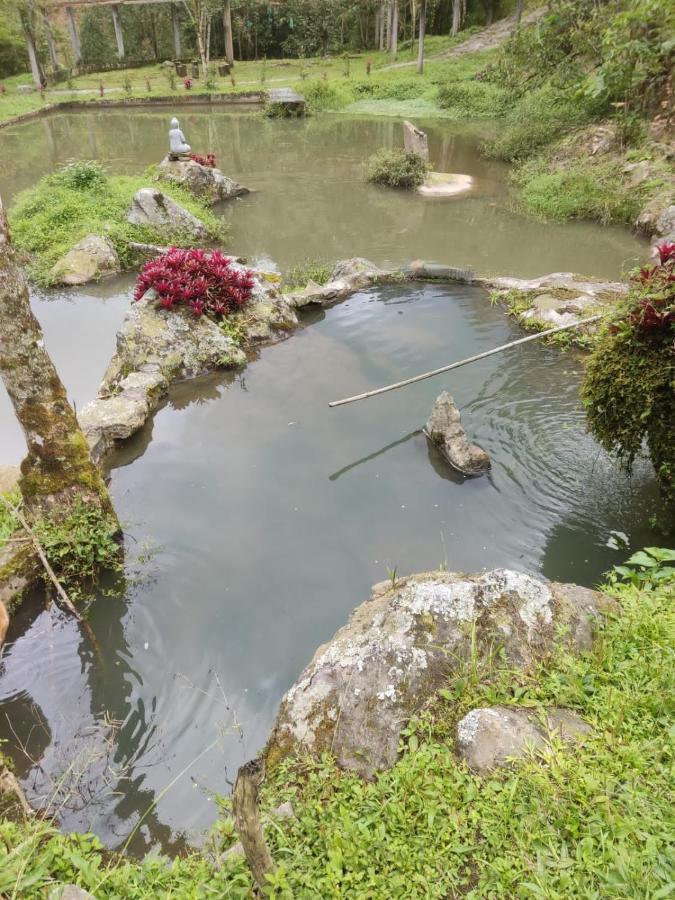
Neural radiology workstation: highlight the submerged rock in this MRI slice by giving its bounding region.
[127,188,209,239]
[265,569,615,779]
[424,391,490,476]
[50,234,120,286]
[456,706,591,774]
[156,156,250,204]
[417,172,473,197]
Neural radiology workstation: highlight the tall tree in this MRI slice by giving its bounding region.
[0,207,117,528]
[223,0,234,64]
[515,0,524,26]
[390,0,398,57]
[416,0,426,73]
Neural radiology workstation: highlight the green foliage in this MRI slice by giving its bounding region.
[0,556,673,896]
[282,258,332,290]
[581,265,674,499]
[9,161,226,286]
[436,78,511,117]
[0,490,20,546]
[301,77,352,111]
[0,17,26,78]
[367,149,429,190]
[515,156,642,223]
[34,501,121,594]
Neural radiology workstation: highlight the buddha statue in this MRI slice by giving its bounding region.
[169,117,191,158]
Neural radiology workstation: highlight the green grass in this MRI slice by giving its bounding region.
[8,161,226,286]
[282,259,333,291]
[1,553,673,897]
[0,490,20,547]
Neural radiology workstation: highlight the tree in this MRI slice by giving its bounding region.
[181,0,221,75]
[223,0,234,64]
[0,207,117,530]
[416,0,426,73]
[515,0,525,26]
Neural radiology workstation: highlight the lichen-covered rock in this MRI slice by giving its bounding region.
[156,156,250,204]
[285,258,387,309]
[456,706,591,774]
[127,188,208,238]
[50,234,120,286]
[265,569,615,779]
[424,391,490,476]
[48,886,97,900]
[79,369,168,464]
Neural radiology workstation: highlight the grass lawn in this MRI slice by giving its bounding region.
[0,34,493,126]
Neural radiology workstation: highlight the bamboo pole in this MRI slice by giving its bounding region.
[328,314,601,408]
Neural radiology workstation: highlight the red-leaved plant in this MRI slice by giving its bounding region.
[189,152,217,168]
[134,248,254,319]
[625,242,675,332]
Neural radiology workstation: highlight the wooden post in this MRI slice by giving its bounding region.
[233,759,275,895]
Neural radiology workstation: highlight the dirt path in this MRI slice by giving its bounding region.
[382,6,544,70]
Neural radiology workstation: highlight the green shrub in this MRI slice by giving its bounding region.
[367,149,429,189]
[9,162,226,287]
[581,251,675,500]
[486,84,596,161]
[515,156,641,223]
[0,490,19,547]
[301,78,352,111]
[436,79,511,117]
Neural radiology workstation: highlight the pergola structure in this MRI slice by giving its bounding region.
[46,0,184,67]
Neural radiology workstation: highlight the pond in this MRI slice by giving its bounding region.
[0,108,661,854]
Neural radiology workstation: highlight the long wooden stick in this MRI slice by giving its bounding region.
[328,314,601,407]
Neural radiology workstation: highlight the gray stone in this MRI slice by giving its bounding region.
[417,172,473,197]
[0,465,20,495]
[655,204,675,236]
[127,188,208,239]
[424,391,490,477]
[156,155,250,204]
[403,121,429,162]
[48,886,97,900]
[284,259,386,310]
[50,234,120,286]
[265,569,616,779]
[456,706,591,774]
[16,84,33,94]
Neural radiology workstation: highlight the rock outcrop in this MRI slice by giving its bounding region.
[127,188,208,239]
[50,234,120,286]
[424,391,490,476]
[79,267,298,463]
[265,569,615,779]
[456,706,591,774]
[285,258,387,309]
[483,272,627,332]
[156,156,250,204]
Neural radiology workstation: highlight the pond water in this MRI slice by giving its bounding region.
[0,108,663,854]
[0,107,646,277]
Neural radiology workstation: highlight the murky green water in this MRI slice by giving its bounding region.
[0,109,662,854]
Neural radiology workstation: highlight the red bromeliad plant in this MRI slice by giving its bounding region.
[189,153,217,168]
[133,248,254,319]
[608,242,675,336]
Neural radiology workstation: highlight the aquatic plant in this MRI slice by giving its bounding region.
[134,247,254,320]
[366,149,429,189]
[582,247,675,501]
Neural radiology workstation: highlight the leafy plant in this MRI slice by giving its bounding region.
[582,247,675,499]
[134,247,254,319]
[189,152,217,168]
[34,501,121,594]
[282,259,332,291]
[610,546,675,588]
[366,149,429,189]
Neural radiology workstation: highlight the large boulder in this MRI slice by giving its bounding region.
[127,188,209,239]
[156,156,250,204]
[265,569,616,779]
[424,391,490,476]
[456,706,591,774]
[50,234,120,286]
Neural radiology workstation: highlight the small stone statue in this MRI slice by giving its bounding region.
[169,117,191,158]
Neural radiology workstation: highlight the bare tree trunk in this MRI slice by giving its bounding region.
[451,0,465,37]
[233,760,275,896]
[515,0,525,25]
[390,0,398,57]
[223,0,234,64]
[0,210,116,528]
[374,6,381,49]
[416,0,426,73]
[23,24,44,87]
[379,1,386,49]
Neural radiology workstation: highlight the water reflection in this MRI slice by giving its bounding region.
[0,108,646,278]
